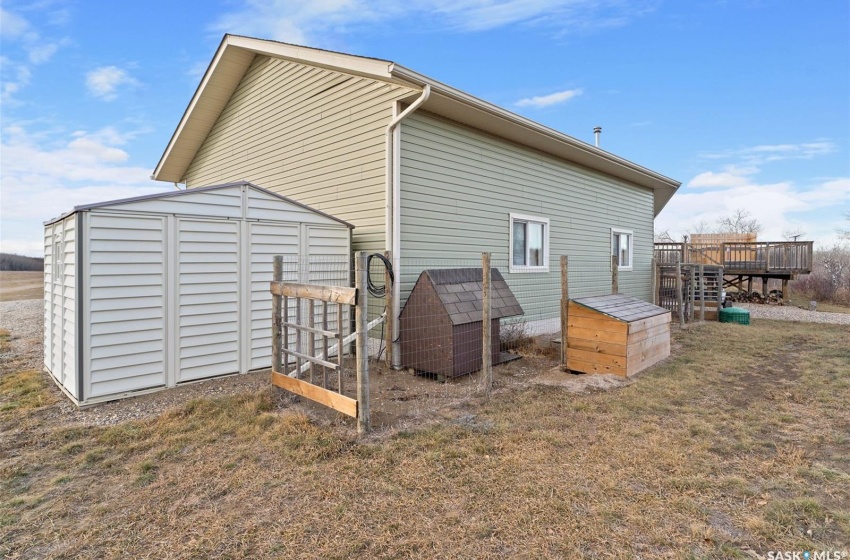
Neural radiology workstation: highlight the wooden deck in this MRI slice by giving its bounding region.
[654,241,813,278]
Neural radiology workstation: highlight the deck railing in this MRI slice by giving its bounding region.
[654,241,813,273]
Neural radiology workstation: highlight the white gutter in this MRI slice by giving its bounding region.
[389,64,679,192]
[385,84,430,368]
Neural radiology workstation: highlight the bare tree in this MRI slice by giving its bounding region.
[839,212,850,241]
[654,229,675,242]
[717,208,763,235]
[782,226,806,241]
[688,220,713,235]
[821,244,850,290]
[0,253,44,271]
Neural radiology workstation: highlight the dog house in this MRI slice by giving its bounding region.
[43,181,352,405]
[566,294,671,377]
[399,268,523,378]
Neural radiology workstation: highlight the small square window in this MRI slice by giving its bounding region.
[510,214,549,273]
[611,229,633,270]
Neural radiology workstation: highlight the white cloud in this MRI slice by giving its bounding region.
[665,141,849,246]
[687,165,758,189]
[0,8,37,41]
[27,42,58,64]
[0,6,64,102]
[85,66,139,100]
[1,57,32,102]
[700,141,837,166]
[209,0,657,46]
[656,167,850,247]
[515,88,583,108]
[0,124,165,256]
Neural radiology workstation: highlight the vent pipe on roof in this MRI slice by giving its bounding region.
[593,126,602,147]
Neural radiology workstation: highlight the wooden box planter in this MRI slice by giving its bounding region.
[399,268,523,378]
[567,294,671,377]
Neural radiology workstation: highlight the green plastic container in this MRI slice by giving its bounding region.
[719,307,750,325]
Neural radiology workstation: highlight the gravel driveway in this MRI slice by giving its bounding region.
[734,303,850,325]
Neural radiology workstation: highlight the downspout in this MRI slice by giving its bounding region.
[385,84,430,368]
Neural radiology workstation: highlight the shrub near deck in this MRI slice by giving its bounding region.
[1,320,848,558]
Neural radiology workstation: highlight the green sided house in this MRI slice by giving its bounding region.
[153,34,680,346]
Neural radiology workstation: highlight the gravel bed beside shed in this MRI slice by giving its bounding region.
[735,303,850,325]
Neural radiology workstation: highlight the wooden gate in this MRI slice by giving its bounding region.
[270,253,370,432]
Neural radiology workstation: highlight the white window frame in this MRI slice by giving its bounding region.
[611,228,633,271]
[509,213,550,273]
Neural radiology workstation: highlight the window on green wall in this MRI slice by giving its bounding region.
[510,213,549,273]
[611,228,633,271]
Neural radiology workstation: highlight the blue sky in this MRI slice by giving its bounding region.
[2,0,848,256]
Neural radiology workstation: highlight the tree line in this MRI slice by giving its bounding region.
[0,253,45,271]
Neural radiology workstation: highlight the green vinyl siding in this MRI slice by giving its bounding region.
[399,111,655,319]
[183,55,416,254]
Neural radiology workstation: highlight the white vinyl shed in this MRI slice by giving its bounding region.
[44,181,352,405]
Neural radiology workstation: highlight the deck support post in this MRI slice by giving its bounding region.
[699,264,705,322]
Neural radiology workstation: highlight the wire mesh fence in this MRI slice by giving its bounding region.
[269,251,657,430]
[390,254,619,378]
[267,254,638,370]
[266,256,353,366]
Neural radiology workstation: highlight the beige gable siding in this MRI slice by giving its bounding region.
[183,55,417,253]
[399,112,655,317]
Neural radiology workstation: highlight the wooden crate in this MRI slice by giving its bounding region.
[567,295,671,377]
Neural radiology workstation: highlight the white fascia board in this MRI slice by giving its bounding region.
[153,35,401,184]
[227,35,395,80]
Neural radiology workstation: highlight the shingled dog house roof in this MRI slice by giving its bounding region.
[570,294,668,322]
[419,268,523,325]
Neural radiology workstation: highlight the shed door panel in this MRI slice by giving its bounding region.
[88,213,167,398]
[177,219,240,382]
[248,222,299,370]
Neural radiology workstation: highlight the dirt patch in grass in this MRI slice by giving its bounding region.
[1,320,848,558]
[0,272,42,302]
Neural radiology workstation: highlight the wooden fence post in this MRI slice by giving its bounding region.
[611,255,619,294]
[676,262,685,328]
[699,264,705,322]
[688,265,697,322]
[651,257,658,306]
[355,252,370,434]
[384,250,393,367]
[480,252,492,395]
[272,256,283,378]
[561,256,569,369]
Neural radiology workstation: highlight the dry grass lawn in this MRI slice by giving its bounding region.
[1,320,849,559]
[0,272,43,302]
